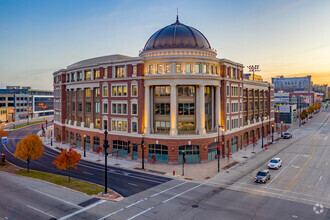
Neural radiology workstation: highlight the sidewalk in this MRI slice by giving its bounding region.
[41,126,283,181]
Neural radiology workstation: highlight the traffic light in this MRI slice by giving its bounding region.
[215,154,218,159]
[46,120,48,124]
[141,139,144,149]
[217,145,220,156]
[127,141,131,154]
[182,150,186,163]
[26,114,28,118]
[12,118,15,122]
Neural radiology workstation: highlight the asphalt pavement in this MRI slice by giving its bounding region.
[2,123,171,197]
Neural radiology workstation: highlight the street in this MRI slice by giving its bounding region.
[2,123,171,197]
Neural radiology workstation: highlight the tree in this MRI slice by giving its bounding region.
[14,134,44,173]
[301,110,308,121]
[307,105,314,115]
[250,137,258,153]
[0,126,8,138]
[53,147,81,182]
[314,102,321,111]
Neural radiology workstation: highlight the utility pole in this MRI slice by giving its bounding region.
[141,134,145,170]
[103,130,109,194]
[247,65,260,81]
[217,125,223,172]
[182,151,185,176]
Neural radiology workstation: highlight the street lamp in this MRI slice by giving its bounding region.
[261,115,267,148]
[281,121,283,137]
[141,134,145,170]
[83,134,86,157]
[217,125,223,172]
[50,127,53,146]
[271,124,274,142]
[103,130,109,194]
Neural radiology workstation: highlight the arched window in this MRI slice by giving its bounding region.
[178,145,200,163]
[113,140,128,158]
[148,144,168,163]
[76,134,81,147]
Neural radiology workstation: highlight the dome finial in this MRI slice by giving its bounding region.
[176,8,179,22]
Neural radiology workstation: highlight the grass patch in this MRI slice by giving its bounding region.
[16,169,109,195]
[9,121,44,129]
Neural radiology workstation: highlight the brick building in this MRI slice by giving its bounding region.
[53,17,275,164]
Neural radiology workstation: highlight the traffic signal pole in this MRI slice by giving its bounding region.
[182,151,185,176]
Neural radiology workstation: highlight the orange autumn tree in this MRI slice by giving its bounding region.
[14,134,44,173]
[0,125,8,138]
[53,147,81,182]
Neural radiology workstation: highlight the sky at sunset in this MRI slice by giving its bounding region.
[0,0,329,90]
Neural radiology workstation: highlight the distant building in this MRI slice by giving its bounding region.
[0,107,14,123]
[304,84,328,100]
[243,73,263,82]
[0,86,53,121]
[272,75,312,92]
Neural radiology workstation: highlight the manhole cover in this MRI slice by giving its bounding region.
[192,205,199,208]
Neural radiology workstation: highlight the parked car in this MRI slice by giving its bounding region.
[268,158,282,169]
[283,132,293,139]
[255,169,271,183]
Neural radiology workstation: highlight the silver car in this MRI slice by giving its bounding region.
[268,158,282,169]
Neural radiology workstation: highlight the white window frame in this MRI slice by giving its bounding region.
[131,83,138,97]
[111,118,128,132]
[103,102,108,114]
[131,101,138,115]
[111,101,128,115]
[131,119,138,134]
[111,83,128,97]
[103,85,108,97]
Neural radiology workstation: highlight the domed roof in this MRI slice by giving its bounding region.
[143,17,212,52]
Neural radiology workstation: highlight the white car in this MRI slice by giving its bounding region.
[268,158,282,169]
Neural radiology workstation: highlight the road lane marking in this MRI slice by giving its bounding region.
[83,171,94,175]
[28,187,81,208]
[98,181,188,220]
[283,139,316,194]
[26,205,57,218]
[128,183,137,186]
[59,199,106,220]
[127,184,202,220]
[208,180,330,202]
[266,154,300,187]
[218,183,330,207]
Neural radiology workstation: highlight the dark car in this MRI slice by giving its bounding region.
[283,132,293,139]
[255,169,271,183]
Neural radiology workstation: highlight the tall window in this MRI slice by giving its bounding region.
[131,121,138,133]
[94,70,100,79]
[103,119,108,130]
[85,117,90,127]
[195,64,200,73]
[95,102,100,113]
[85,71,91,80]
[157,64,163,73]
[112,120,127,132]
[94,118,100,129]
[131,103,138,115]
[85,102,91,112]
[176,63,181,73]
[85,88,91,97]
[203,64,207,73]
[155,103,170,115]
[103,86,108,97]
[112,85,127,97]
[185,64,191,73]
[131,84,137,97]
[94,87,100,97]
[104,68,108,78]
[133,65,137,75]
[103,103,108,114]
[93,137,100,150]
[178,103,194,115]
[226,86,230,96]
[149,64,154,74]
[154,86,170,96]
[165,63,171,73]
[115,66,125,78]
[227,103,230,113]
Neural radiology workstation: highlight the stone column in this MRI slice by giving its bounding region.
[198,85,206,134]
[144,86,150,134]
[74,89,78,124]
[91,69,94,80]
[170,85,178,136]
[216,86,221,127]
[69,89,72,124]
[82,88,85,127]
